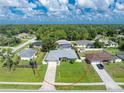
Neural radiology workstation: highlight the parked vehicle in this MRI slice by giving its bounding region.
[97,64,104,69]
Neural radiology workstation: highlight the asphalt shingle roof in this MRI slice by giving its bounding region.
[56,40,71,45]
[86,52,112,62]
[19,48,36,58]
[76,40,93,46]
[45,49,78,61]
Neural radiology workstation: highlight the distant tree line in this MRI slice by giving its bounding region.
[0,24,124,51]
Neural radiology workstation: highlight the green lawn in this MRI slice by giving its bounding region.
[0,64,47,82]
[55,85,106,90]
[104,62,124,82]
[120,85,124,89]
[15,44,29,53]
[79,50,102,57]
[35,52,45,63]
[105,47,119,55]
[56,62,101,83]
[0,84,41,90]
[19,60,29,65]
[11,39,28,47]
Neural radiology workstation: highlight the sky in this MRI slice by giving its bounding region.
[0,0,124,24]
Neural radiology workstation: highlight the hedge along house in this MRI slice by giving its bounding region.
[56,40,72,49]
[85,52,112,64]
[43,49,79,65]
[19,48,36,60]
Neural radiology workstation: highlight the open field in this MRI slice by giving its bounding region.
[104,62,124,82]
[56,62,101,83]
[55,85,106,90]
[0,65,47,82]
[0,84,41,90]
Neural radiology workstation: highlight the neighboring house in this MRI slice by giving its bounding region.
[29,42,42,48]
[43,48,79,65]
[76,40,94,48]
[117,35,124,39]
[111,56,122,63]
[105,40,118,47]
[16,33,32,39]
[85,52,112,64]
[56,39,72,49]
[117,52,124,61]
[95,35,104,40]
[19,48,36,60]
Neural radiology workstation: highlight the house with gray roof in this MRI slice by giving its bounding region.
[29,41,42,48]
[111,56,122,63]
[105,40,118,47]
[117,52,124,60]
[56,39,72,49]
[19,48,36,60]
[44,48,79,64]
[76,40,94,48]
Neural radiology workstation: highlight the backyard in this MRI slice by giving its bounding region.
[79,50,102,57]
[104,62,124,82]
[56,61,102,83]
[104,47,120,55]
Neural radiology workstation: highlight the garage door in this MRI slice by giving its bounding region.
[91,61,100,64]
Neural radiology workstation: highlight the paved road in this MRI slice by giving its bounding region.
[40,62,57,91]
[92,63,123,90]
[12,38,36,53]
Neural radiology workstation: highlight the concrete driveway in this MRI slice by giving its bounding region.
[92,63,123,90]
[40,62,57,91]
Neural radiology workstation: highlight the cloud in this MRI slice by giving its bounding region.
[76,0,95,8]
[116,2,124,11]
[0,0,124,23]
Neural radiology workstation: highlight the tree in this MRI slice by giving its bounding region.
[0,49,20,71]
[94,40,104,48]
[119,42,124,51]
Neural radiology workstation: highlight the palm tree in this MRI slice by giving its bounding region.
[0,49,20,71]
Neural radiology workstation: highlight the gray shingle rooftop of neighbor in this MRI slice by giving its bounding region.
[19,48,36,58]
[117,54,124,60]
[56,40,71,45]
[112,56,121,60]
[76,40,93,45]
[45,49,78,61]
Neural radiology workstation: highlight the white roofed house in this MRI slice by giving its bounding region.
[19,48,36,60]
